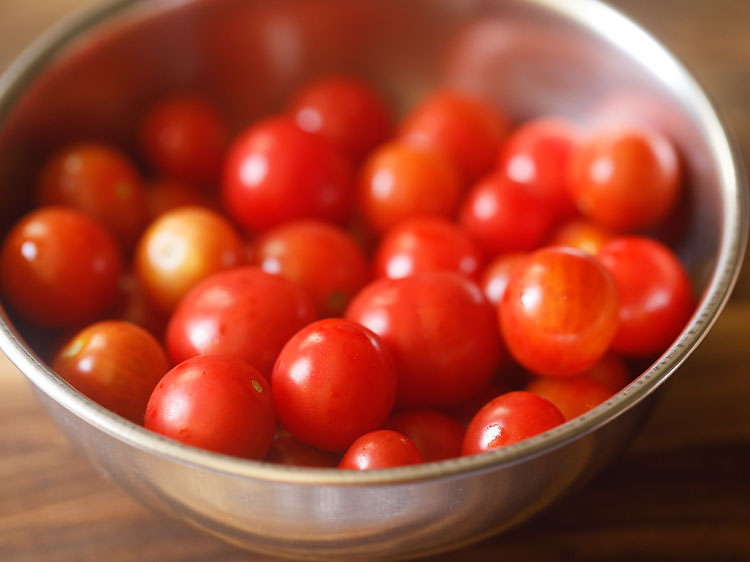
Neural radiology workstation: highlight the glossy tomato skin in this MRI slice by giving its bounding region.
[385,410,465,462]
[145,355,275,459]
[358,141,463,234]
[36,143,149,249]
[338,430,423,470]
[478,252,528,306]
[372,217,484,280]
[500,247,619,377]
[0,207,123,329]
[568,126,681,231]
[289,76,392,162]
[525,375,614,421]
[272,318,397,452]
[399,90,508,182]
[139,93,229,187]
[597,236,694,357]
[253,220,369,317]
[166,266,316,379]
[345,272,502,409]
[496,117,578,219]
[222,116,354,233]
[134,206,245,313]
[53,321,170,423]
[461,391,564,455]
[459,174,557,258]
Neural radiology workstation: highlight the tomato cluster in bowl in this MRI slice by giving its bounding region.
[0,76,694,470]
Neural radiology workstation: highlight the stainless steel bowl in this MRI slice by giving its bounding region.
[0,0,746,560]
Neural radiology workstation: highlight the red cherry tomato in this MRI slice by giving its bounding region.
[372,217,484,279]
[568,126,681,231]
[547,218,615,255]
[289,76,392,162]
[145,355,275,459]
[462,391,564,455]
[253,220,369,317]
[166,266,316,378]
[346,272,502,409]
[525,375,614,421]
[35,143,149,249]
[264,434,340,468]
[478,252,528,306]
[53,321,169,423]
[139,93,229,187]
[272,318,397,451]
[459,174,557,257]
[358,141,463,234]
[134,206,245,313]
[385,410,465,462]
[338,430,423,470]
[496,117,578,219]
[500,247,619,377]
[597,236,694,357]
[399,90,508,182]
[0,207,123,329]
[222,116,354,232]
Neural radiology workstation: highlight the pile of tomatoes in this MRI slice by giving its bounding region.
[0,76,694,469]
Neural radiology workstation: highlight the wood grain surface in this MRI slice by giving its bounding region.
[1,1,749,560]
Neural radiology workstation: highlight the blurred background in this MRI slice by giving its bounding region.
[0,0,749,560]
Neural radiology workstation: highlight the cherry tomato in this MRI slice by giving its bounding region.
[448,377,514,427]
[338,430,423,470]
[525,375,614,421]
[264,434,340,468]
[145,355,275,459]
[496,117,578,219]
[0,207,123,329]
[358,141,462,234]
[399,90,508,182]
[568,126,681,231]
[597,236,694,356]
[222,116,354,232]
[166,266,316,378]
[272,318,397,451]
[346,272,502,409]
[372,217,484,280]
[385,410,465,462]
[134,206,245,313]
[584,353,632,392]
[500,246,619,377]
[53,320,169,423]
[479,252,528,306]
[461,391,564,455]
[547,218,615,255]
[289,76,392,162]
[139,93,229,187]
[35,143,149,249]
[459,174,557,257]
[145,178,217,221]
[253,220,369,317]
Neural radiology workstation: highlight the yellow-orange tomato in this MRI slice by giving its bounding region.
[134,206,245,312]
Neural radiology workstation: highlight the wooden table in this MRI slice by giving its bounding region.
[1,1,749,560]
